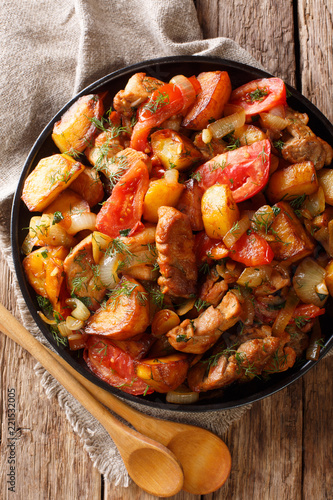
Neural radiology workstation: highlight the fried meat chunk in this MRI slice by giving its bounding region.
[156,206,197,298]
[113,73,164,116]
[167,291,241,354]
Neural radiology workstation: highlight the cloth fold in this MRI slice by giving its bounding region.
[1,0,327,487]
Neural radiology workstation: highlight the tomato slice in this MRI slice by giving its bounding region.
[130,83,184,152]
[230,78,287,116]
[230,230,274,266]
[84,336,153,395]
[195,139,271,203]
[195,231,229,264]
[291,304,325,323]
[95,160,149,238]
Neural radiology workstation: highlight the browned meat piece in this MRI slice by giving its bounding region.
[193,132,227,160]
[199,268,228,307]
[176,179,204,232]
[64,234,106,311]
[285,329,309,357]
[285,107,309,125]
[156,206,197,298]
[282,112,333,169]
[167,291,241,354]
[113,73,164,116]
[188,336,280,392]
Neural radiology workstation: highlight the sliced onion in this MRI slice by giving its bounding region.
[268,105,286,118]
[259,112,288,130]
[66,315,85,331]
[313,226,330,254]
[237,265,272,288]
[65,298,91,321]
[99,252,121,288]
[22,233,38,255]
[30,214,74,247]
[58,321,72,337]
[170,75,196,113]
[176,298,196,316]
[306,319,323,361]
[303,187,325,218]
[151,309,180,336]
[207,109,245,139]
[67,212,96,235]
[223,216,250,248]
[166,385,199,404]
[272,288,299,337]
[293,258,328,307]
[38,311,56,325]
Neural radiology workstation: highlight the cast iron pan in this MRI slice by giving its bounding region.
[11,56,333,412]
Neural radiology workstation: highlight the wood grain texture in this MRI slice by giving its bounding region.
[196,0,296,84]
[298,0,333,121]
[0,259,101,500]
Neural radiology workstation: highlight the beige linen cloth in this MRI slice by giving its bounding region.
[0,0,330,487]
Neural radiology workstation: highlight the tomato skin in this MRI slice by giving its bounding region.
[230,78,287,116]
[130,83,184,152]
[195,139,271,203]
[291,304,325,323]
[96,160,149,238]
[195,231,228,264]
[84,336,153,395]
[230,230,274,266]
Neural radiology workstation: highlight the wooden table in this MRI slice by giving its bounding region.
[1,1,332,499]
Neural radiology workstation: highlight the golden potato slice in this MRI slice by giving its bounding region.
[143,169,185,223]
[135,354,190,392]
[317,168,333,205]
[22,154,85,212]
[267,161,318,203]
[201,184,239,238]
[69,167,104,207]
[52,93,105,154]
[85,275,149,339]
[182,71,232,130]
[150,129,202,171]
[23,246,68,298]
[45,257,65,309]
[44,188,90,215]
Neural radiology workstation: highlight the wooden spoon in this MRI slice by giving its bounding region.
[0,303,184,498]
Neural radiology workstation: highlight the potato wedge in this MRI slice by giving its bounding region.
[44,188,90,215]
[150,129,202,171]
[135,354,190,392]
[23,246,68,298]
[317,168,333,205]
[52,93,105,154]
[266,161,318,203]
[182,71,232,130]
[69,167,104,207]
[85,129,124,168]
[85,275,149,339]
[22,154,85,212]
[269,201,315,263]
[201,184,239,238]
[143,169,185,223]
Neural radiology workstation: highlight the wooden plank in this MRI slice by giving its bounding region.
[0,259,101,500]
[104,482,200,500]
[297,0,333,121]
[203,381,303,500]
[196,0,296,84]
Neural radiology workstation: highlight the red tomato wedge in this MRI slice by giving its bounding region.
[96,160,149,238]
[230,230,274,266]
[84,336,153,395]
[230,77,287,116]
[130,83,184,152]
[291,304,325,323]
[195,139,271,203]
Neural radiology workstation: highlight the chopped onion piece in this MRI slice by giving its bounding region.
[303,187,325,218]
[259,112,288,130]
[272,288,299,337]
[293,258,328,307]
[66,315,85,331]
[22,233,38,255]
[58,321,72,337]
[92,231,112,264]
[65,298,91,321]
[176,298,196,316]
[207,109,245,139]
[313,226,330,254]
[67,212,97,235]
[166,385,199,404]
[237,265,272,288]
[38,311,56,325]
[99,252,121,288]
[223,216,251,248]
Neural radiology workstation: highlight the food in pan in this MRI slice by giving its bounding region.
[21,70,333,403]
